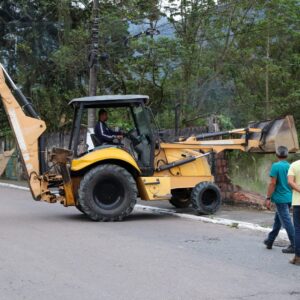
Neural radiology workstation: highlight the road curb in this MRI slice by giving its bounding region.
[0,182,30,191]
[0,182,288,240]
[135,205,288,240]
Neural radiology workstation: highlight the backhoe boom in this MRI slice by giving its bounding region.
[0,64,48,200]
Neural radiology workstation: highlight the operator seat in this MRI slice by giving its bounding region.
[90,134,102,147]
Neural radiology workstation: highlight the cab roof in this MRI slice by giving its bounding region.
[69,95,149,108]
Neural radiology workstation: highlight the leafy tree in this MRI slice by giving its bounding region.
[0,0,299,133]
[223,0,300,126]
[0,0,90,130]
[163,0,259,126]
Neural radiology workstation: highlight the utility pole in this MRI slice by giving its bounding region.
[174,103,180,137]
[88,0,99,128]
[265,30,270,119]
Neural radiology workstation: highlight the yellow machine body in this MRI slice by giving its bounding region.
[69,147,212,201]
[71,147,140,173]
[137,147,213,201]
[138,163,213,201]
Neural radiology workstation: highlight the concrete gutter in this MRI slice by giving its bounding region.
[0,181,288,241]
[0,182,30,191]
[135,205,288,241]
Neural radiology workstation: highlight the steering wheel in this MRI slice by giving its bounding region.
[126,128,135,136]
[125,128,137,141]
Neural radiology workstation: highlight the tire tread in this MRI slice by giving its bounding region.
[191,181,221,215]
[78,164,137,221]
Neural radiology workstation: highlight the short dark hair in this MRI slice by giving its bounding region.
[98,109,107,117]
[276,146,289,158]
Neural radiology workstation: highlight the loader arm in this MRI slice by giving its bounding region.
[160,127,256,152]
[179,127,262,153]
[156,118,298,174]
[160,117,299,154]
[0,64,50,200]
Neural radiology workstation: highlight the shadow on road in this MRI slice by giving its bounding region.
[49,210,173,223]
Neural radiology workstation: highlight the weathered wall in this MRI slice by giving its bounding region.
[214,152,238,201]
[215,152,267,208]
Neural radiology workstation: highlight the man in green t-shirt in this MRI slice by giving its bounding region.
[288,160,300,265]
[264,146,295,253]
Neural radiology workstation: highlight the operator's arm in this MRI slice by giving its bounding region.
[95,122,115,142]
[266,176,276,210]
[107,127,123,139]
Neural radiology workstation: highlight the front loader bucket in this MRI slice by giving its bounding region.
[248,115,299,153]
[0,149,15,176]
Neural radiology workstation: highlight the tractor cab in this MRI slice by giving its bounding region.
[68,95,156,175]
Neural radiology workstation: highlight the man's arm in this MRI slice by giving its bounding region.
[266,177,276,210]
[107,127,123,139]
[288,175,300,193]
[95,122,115,142]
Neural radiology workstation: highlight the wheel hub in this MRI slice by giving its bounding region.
[93,178,125,209]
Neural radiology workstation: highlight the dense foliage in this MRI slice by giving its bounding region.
[0,0,299,132]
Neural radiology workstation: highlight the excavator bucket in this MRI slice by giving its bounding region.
[0,149,15,176]
[248,115,299,153]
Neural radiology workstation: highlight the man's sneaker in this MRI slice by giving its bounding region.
[263,239,273,249]
[282,245,295,254]
[289,255,300,265]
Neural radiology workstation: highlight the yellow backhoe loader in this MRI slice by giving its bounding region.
[0,64,298,221]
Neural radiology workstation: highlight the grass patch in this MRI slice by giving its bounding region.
[228,152,273,195]
[232,176,266,195]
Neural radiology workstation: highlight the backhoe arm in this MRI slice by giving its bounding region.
[0,64,47,199]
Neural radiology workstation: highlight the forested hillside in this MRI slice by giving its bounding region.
[0,0,299,132]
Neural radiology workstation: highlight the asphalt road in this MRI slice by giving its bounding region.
[0,186,299,300]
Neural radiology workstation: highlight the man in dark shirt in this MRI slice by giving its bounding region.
[94,109,123,145]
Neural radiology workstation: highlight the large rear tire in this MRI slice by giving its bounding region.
[75,203,86,214]
[169,189,191,208]
[78,164,137,221]
[191,182,221,215]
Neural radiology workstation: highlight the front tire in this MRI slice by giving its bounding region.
[191,182,221,215]
[78,164,137,221]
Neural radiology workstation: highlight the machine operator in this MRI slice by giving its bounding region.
[94,109,123,145]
